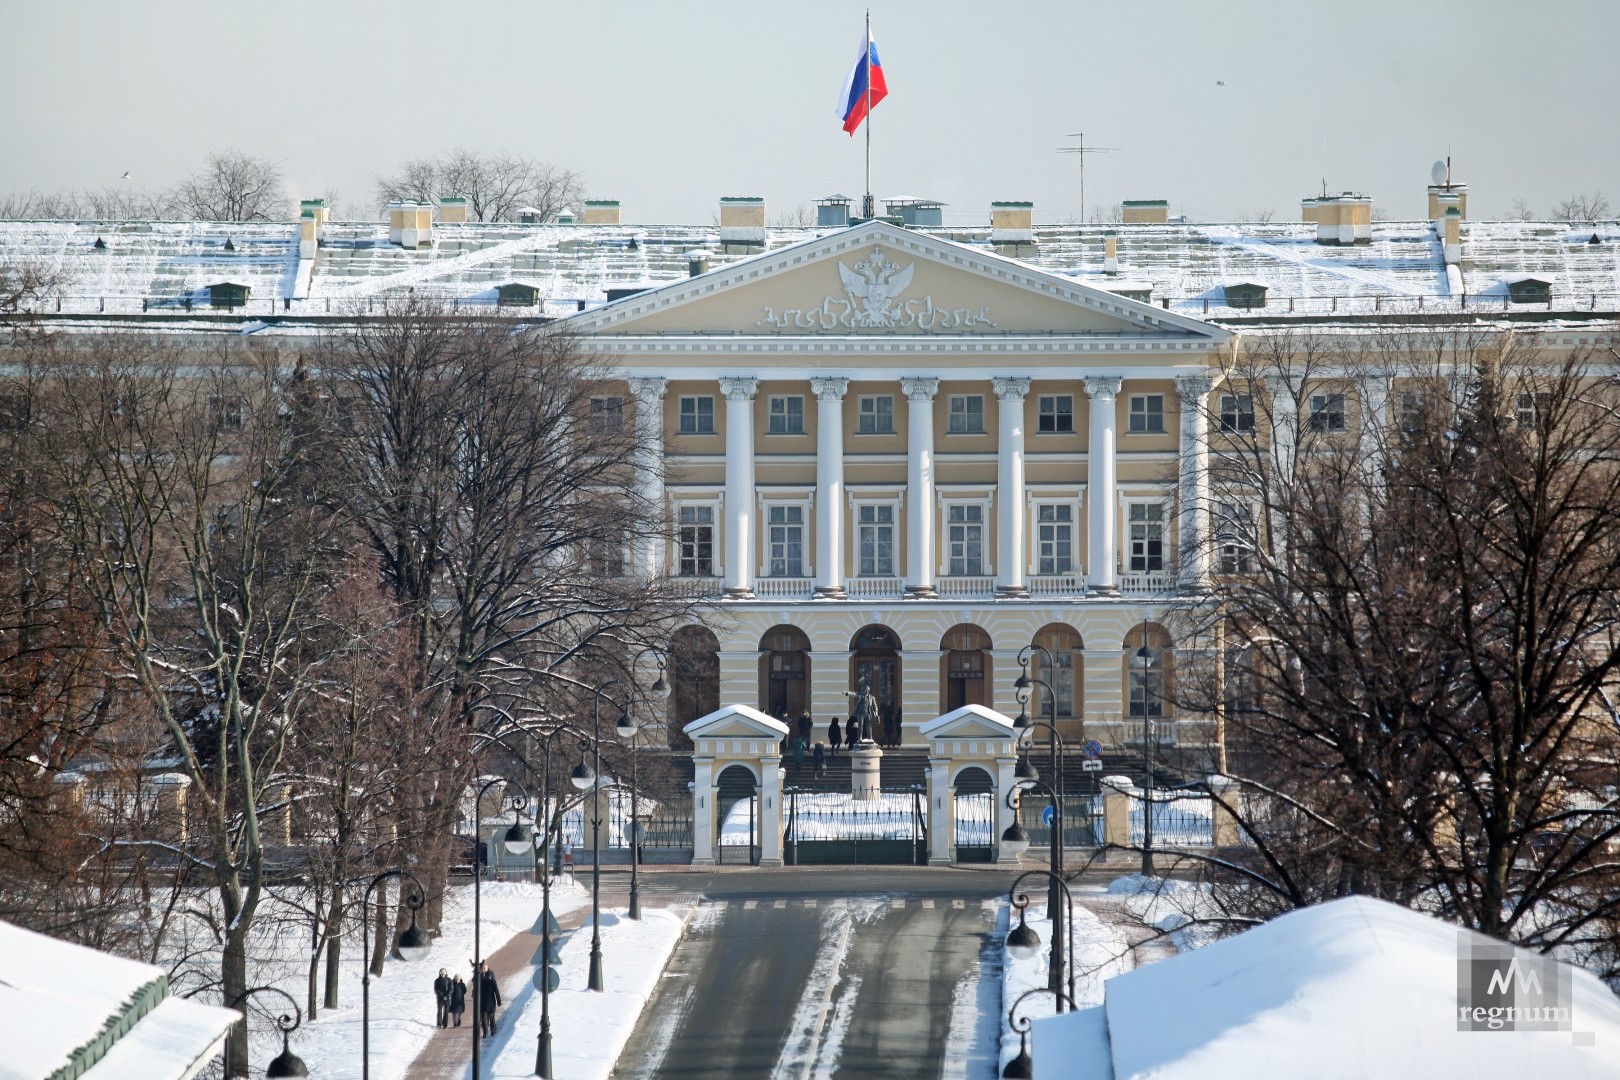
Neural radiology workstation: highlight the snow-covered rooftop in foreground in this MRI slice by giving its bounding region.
[3,217,1617,322]
[1032,895,1620,1080]
[0,917,239,1080]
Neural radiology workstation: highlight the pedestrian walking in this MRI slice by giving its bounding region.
[479,964,501,1036]
[797,711,813,746]
[827,716,842,756]
[792,735,806,775]
[449,975,467,1027]
[813,741,826,778]
[433,968,452,1028]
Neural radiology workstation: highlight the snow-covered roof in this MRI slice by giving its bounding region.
[2,217,1617,323]
[0,918,239,1080]
[1032,896,1620,1080]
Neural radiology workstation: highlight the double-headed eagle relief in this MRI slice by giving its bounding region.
[755,246,997,333]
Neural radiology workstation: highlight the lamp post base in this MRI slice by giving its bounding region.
[588,949,604,992]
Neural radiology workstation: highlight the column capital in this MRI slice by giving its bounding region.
[1174,372,1216,399]
[811,376,850,401]
[901,376,940,402]
[1083,376,1124,402]
[719,376,759,401]
[627,376,667,404]
[993,376,1032,401]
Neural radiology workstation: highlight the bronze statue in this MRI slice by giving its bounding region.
[843,673,880,746]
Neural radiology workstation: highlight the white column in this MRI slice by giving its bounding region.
[1268,376,1298,482]
[690,756,715,867]
[759,754,784,866]
[1359,371,1390,466]
[628,377,667,579]
[928,757,954,864]
[720,377,759,598]
[1175,373,1215,592]
[994,754,1021,864]
[811,377,850,598]
[902,377,940,598]
[994,377,1031,597]
[1085,377,1123,595]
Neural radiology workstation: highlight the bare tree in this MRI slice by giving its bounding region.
[1510,197,1536,221]
[169,149,289,223]
[1551,191,1612,222]
[771,204,815,228]
[1239,209,1275,223]
[374,149,582,222]
[1162,326,1620,974]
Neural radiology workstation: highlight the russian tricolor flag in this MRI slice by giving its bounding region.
[837,28,887,135]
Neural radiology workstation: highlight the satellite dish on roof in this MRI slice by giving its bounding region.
[1430,160,1449,186]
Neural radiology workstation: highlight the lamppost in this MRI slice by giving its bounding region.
[471,776,532,1078]
[1000,986,1079,1079]
[361,869,432,1080]
[999,780,1070,1001]
[225,985,309,1078]
[570,679,628,992]
[625,649,671,923]
[1135,615,1156,877]
[1014,643,1065,922]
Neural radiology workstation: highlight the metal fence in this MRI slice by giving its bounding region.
[1129,792,1214,847]
[784,788,927,866]
[953,792,995,862]
[1016,793,1104,849]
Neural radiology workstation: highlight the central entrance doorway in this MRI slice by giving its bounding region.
[942,624,993,712]
[759,625,811,720]
[850,624,901,745]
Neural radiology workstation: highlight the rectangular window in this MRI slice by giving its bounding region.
[947,504,984,575]
[677,505,714,577]
[1036,504,1073,574]
[1128,394,1165,433]
[1053,649,1076,718]
[1517,392,1552,431]
[208,394,244,432]
[1398,390,1425,434]
[586,536,625,578]
[948,395,985,434]
[1037,395,1074,433]
[1219,393,1254,433]
[1129,655,1165,718]
[1215,501,1256,575]
[857,395,894,434]
[588,396,624,434]
[1307,393,1346,433]
[767,396,805,435]
[857,504,895,576]
[1127,503,1164,572]
[678,395,715,435]
[767,505,804,577]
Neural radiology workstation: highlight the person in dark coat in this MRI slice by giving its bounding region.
[434,968,452,1027]
[479,965,501,1036]
[827,716,842,756]
[813,741,826,778]
[792,735,806,775]
[797,711,813,746]
[449,975,467,1027]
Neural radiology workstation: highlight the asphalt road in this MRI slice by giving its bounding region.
[610,869,1015,1080]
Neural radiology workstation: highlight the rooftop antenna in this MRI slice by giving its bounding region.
[1057,133,1119,227]
[1321,135,1328,198]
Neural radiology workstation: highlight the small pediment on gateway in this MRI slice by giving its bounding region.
[919,704,1018,740]
[684,703,790,740]
[569,220,1224,342]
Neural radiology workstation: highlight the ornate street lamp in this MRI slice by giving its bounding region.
[471,776,531,1077]
[361,870,431,1080]
[1001,987,1079,1079]
[225,985,309,1078]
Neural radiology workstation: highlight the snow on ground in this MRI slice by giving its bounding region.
[720,792,932,843]
[1105,874,1225,953]
[999,899,1133,1075]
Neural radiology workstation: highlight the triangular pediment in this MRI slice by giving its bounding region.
[683,703,790,740]
[567,221,1226,342]
[919,704,1018,741]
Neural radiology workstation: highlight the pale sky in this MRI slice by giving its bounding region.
[2,0,1615,225]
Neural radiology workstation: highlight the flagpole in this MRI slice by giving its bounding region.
[863,9,873,219]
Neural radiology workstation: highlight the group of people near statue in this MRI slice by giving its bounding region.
[780,705,904,777]
[433,961,502,1035]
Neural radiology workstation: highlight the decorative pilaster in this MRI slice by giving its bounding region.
[811,377,850,598]
[1175,373,1215,593]
[902,377,941,597]
[719,377,759,598]
[994,377,1031,597]
[628,377,667,580]
[1084,377,1124,595]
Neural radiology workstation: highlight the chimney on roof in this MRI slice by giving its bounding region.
[719,197,766,246]
[300,198,330,228]
[687,250,710,277]
[438,197,468,224]
[387,201,433,249]
[816,195,852,228]
[1122,200,1169,224]
[1303,193,1372,245]
[1443,207,1461,266]
[1104,229,1119,275]
[582,200,621,226]
[990,202,1034,245]
[299,210,317,260]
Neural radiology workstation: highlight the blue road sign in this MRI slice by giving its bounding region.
[1042,805,1056,827]
[1082,739,1104,760]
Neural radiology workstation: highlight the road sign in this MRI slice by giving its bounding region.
[1081,759,1104,773]
[1042,805,1056,826]
[533,965,560,992]
[1082,739,1104,761]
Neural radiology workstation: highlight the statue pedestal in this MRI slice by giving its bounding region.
[850,742,883,802]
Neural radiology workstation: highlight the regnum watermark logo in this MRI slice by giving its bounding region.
[1457,931,1572,1032]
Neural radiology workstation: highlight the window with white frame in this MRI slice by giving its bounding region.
[857,504,895,576]
[857,395,894,434]
[1219,393,1254,433]
[948,394,985,434]
[1307,393,1346,433]
[1127,502,1165,572]
[1037,395,1074,433]
[678,395,715,434]
[767,395,805,435]
[767,505,805,576]
[677,505,715,577]
[1516,392,1552,432]
[208,394,244,432]
[1215,501,1257,575]
[946,504,985,575]
[1035,504,1074,574]
[586,534,625,577]
[588,395,624,434]
[1128,394,1165,433]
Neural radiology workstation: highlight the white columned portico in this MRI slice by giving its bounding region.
[1085,377,1123,595]
[902,377,940,598]
[1175,373,1215,592]
[811,376,850,598]
[628,377,667,579]
[994,377,1031,597]
[720,376,759,598]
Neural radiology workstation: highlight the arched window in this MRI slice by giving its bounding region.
[849,626,902,744]
[1031,623,1084,721]
[669,626,720,747]
[1125,624,1174,720]
[759,625,812,720]
[941,624,993,712]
